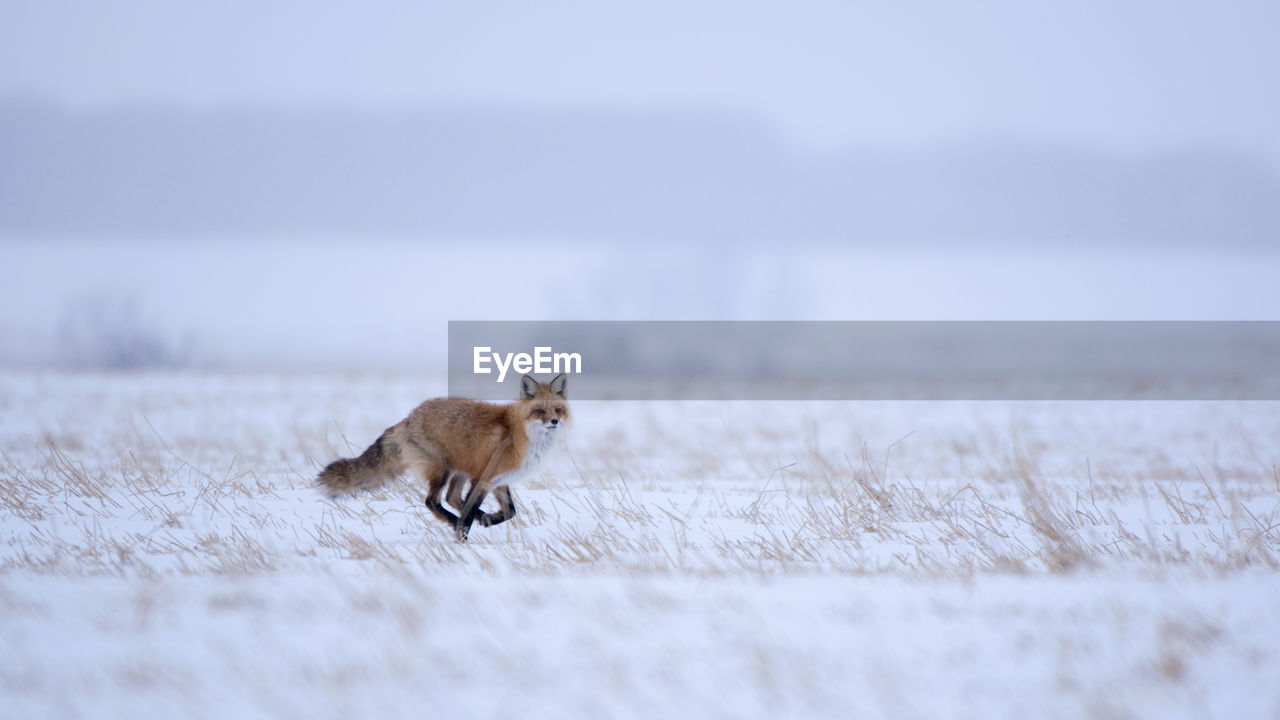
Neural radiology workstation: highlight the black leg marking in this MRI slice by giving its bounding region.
[456,483,489,543]
[479,487,518,528]
[425,471,460,527]
[425,496,459,524]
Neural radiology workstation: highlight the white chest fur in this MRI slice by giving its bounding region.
[491,421,562,488]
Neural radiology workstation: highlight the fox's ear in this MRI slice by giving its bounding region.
[519,374,539,400]
[549,373,567,398]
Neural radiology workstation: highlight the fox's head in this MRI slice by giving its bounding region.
[517,373,570,437]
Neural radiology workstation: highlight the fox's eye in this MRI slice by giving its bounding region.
[535,409,545,416]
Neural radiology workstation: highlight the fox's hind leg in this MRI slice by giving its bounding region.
[478,486,517,528]
[424,471,459,526]
[398,437,458,529]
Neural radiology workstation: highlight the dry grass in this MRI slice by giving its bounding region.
[3,373,1280,719]
[3,391,1278,580]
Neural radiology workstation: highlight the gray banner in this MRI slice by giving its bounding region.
[448,321,1280,400]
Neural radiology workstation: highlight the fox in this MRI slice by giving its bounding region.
[317,373,569,542]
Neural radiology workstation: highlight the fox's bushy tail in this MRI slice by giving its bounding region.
[317,428,406,498]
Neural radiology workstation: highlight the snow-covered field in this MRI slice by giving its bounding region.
[3,370,1279,718]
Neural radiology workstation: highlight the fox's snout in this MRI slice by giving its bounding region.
[535,412,565,427]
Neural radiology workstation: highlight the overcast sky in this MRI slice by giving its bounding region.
[3,2,1279,367]
[3,1,1279,161]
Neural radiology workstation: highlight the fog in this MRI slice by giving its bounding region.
[3,1,1278,369]
[5,2,1279,157]
[4,102,1278,246]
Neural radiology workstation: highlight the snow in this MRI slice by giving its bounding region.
[3,370,1280,718]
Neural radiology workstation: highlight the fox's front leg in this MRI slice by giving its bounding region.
[478,486,517,528]
[456,481,490,542]
[445,472,468,513]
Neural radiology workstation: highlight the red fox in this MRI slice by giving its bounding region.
[317,373,569,542]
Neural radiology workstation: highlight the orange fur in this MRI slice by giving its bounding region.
[317,373,569,541]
